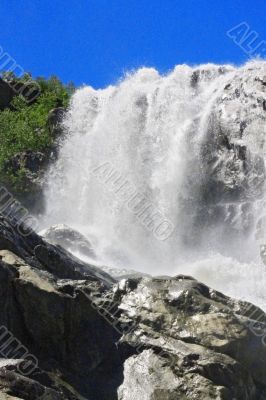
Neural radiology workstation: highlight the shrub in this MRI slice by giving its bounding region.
[0,74,74,182]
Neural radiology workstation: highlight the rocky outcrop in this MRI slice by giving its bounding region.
[0,359,78,399]
[5,151,47,176]
[0,77,39,110]
[0,79,16,110]
[197,62,266,234]
[201,64,266,202]
[48,108,66,139]
[40,225,150,279]
[116,276,266,399]
[0,216,266,399]
[41,224,96,260]
[4,151,48,211]
[0,216,119,399]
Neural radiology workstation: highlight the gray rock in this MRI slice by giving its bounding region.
[116,275,266,399]
[41,224,96,259]
[197,63,266,232]
[0,216,120,399]
[0,358,72,399]
[118,348,255,400]
[0,216,266,399]
[0,215,114,287]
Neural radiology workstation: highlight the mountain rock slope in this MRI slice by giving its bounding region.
[0,216,266,399]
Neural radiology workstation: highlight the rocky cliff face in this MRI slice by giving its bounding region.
[196,63,266,236]
[0,79,17,110]
[0,216,266,399]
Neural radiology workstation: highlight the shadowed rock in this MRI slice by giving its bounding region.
[0,216,266,399]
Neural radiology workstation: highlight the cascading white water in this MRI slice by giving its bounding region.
[42,60,266,307]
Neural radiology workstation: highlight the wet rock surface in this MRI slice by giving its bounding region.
[116,275,266,399]
[41,224,96,260]
[0,216,266,399]
[197,63,266,233]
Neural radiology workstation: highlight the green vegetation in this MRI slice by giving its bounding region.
[0,73,74,187]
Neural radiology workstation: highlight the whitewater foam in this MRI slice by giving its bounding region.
[42,60,266,306]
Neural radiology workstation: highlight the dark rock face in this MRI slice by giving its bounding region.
[0,216,115,286]
[0,79,16,110]
[48,108,66,138]
[0,216,120,399]
[0,359,78,399]
[5,151,47,175]
[0,78,39,110]
[0,216,266,399]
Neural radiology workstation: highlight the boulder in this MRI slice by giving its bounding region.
[0,216,120,399]
[0,216,266,399]
[116,275,266,399]
[0,359,76,399]
[41,224,96,259]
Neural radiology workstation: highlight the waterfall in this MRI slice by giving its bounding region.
[42,60,266,307]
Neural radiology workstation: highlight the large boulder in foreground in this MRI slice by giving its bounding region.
[0,216,266,399]
[0,216,119,399]
[116,276,266,399]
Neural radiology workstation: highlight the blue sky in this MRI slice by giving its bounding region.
[1,0,265,88]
